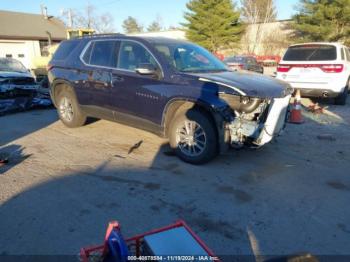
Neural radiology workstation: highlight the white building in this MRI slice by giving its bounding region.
[0,10,66,69]
[130,30,187,40]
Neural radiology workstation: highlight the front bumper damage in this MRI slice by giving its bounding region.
[227,95,291,147]
[0,82,52,116]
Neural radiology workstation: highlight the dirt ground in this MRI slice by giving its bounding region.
[0,98,350,261]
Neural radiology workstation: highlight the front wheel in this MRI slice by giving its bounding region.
[169,109,218,165]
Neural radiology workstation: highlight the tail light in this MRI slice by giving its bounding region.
[319,64,343,73]
[277,64,291,72]
[277,64,344,73]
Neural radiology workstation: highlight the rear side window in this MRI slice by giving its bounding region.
[89,41,118,67]
[345,48,350,62]
[53,40,79,60]
[283,45,337,61]
[82,43,93,64]
[247,57,257,64]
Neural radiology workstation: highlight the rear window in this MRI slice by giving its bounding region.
[224,56,244,63]
[52,40,79,61]
[283,45,337,61]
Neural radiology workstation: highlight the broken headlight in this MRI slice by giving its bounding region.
[219,93,261,114]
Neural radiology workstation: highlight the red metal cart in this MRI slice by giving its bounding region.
[80,220,220,262]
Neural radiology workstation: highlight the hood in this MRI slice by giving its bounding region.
[187,71,292,98]
[0,71,33,79]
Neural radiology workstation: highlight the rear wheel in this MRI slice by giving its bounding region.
[334,81,349,105]
[169,109,218,165]
[56,87,87,128]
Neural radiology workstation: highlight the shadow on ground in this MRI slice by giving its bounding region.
[0,109,57,146]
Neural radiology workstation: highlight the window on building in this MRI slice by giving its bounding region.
[5,54,12,58]
[18,54,25,58]
[39,40,50,57]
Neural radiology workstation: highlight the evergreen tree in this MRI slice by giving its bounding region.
[147,21,163,32]
[293,0,350,44]
[183,0,244,52]
[122,16,143,34]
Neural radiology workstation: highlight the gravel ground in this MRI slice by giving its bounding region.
[0,98,349,261]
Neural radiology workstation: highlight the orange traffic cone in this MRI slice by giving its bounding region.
[289,89,304,124]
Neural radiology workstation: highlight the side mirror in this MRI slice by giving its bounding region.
[135,63,157,76]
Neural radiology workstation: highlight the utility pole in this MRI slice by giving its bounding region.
[68,9,73,28]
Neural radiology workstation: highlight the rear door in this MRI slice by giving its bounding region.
[79,40,119,118]
[278,44,338,84]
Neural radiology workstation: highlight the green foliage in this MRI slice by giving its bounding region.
[122,16,143,34]
[293,0,350,45]
[183,0,244,52]
[147,20,163,32]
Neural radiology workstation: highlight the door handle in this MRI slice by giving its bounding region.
[112,75,124,82]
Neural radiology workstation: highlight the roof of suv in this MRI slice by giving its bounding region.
[289,42,346,48]
[75,34,189,45]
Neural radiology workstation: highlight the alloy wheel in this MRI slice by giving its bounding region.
[175,120,207,157]
[59,97,74,122]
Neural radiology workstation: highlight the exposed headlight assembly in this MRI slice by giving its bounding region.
[219,93,262,113]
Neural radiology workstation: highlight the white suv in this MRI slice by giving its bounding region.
[276,42,350,105]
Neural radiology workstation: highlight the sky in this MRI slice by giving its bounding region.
[0,0,300,32]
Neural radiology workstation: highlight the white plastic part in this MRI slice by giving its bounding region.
[256,95,291,146]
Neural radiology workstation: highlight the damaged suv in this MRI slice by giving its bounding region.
[48,35,293,164]
[0,58,39,98]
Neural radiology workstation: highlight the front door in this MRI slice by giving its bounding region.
[110,40,166,127]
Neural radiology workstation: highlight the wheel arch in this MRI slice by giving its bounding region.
[51,79,76,107]
[162,98,230,154]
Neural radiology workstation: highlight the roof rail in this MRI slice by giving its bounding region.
[78,33,125,39]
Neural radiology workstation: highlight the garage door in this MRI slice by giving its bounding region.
[0,41,30,69]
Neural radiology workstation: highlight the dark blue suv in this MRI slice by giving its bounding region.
[48,35,293,164]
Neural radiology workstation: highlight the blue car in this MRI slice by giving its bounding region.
[48,35,293,164]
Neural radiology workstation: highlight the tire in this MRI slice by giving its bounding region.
[56,87,87,128]
[334,83,349,105]
[169,109,218,165]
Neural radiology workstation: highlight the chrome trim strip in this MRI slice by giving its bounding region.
[79,39,164,78]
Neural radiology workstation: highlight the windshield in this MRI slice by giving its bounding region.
[283,45,337,61]
[154,42,228,73]
[0,58,27,73]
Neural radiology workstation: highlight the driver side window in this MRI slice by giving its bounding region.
[117,41,157,71]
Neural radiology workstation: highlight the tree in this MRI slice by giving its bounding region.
[292,0,350,45]
[240,0,277,23]
[122,16,144,34]
[240,0,278,54]
[183,0,244,52]
[147,21,163,32]
[60,4,115,33]
[147,16,163,32]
